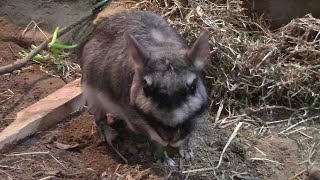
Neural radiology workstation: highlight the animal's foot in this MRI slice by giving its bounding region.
[150,142,177,171]
[163,153,176,171]
[96,122,118,144]
[179,148,193,161]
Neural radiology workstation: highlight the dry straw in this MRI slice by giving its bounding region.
[132,0,320,120]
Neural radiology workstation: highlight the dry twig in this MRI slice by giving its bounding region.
[0,14,93,75]
[182,122,243,174]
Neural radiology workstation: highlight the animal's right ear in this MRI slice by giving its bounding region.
[187,30,210,71]
[128,34,149,69]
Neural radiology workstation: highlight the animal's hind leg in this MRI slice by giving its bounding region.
[94,109,118,144]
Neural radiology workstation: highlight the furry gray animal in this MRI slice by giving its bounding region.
[80,10,210,168]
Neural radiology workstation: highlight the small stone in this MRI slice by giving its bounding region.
[53,141,79,150]
[307,166,320,180]
[101,171,109,179]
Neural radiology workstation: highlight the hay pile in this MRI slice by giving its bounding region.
[133,0,320,121]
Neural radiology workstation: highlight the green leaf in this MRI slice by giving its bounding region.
[19,49,47,62]
[93,0,111,12]
[51,48,60,60]
[33,54,47,62]
[19,50,28,57]
[31,44,37,50]
[50,42,78,49]
[49,26,60,47]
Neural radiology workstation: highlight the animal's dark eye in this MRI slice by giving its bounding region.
[143,86,150,97]
[143,84,152,97]
[187,79,197,94]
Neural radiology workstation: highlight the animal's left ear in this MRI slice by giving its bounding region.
[187,30,210,71]
[128,34,149,70]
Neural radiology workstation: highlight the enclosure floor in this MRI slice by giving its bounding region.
[0,1,319,179]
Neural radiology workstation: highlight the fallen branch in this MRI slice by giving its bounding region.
[3,151,50,157]
[279,115,320,134]
[107,143,129,164]
[0,14,93,76]
[0,164,20,170]
[288,168,308,180]
[250,157,283,165]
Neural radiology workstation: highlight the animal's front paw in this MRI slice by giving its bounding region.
[163,155,176,171]
[179,148,193,161]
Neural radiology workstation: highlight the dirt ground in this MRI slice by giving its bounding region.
[0,1,319,180]
[0,0,95,32]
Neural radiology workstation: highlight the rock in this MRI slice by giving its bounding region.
[307,166,320,180]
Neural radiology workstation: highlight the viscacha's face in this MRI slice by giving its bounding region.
[128,30,210,147]
[133,55,208,147]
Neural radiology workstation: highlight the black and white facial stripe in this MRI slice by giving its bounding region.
[142,73,202,109]
[133,105,193,142]
[133,97,207,144]
[141,72,208,126]
[134,71,208,144]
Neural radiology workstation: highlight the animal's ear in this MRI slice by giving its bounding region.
[187,30,210,71]
[128,34,149,69]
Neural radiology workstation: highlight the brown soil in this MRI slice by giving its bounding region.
[0,112,163,180]
[0,1,319,180]
[0,0,95,33]
[0,17,67,131]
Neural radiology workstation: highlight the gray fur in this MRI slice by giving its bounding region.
[80,10,210,158]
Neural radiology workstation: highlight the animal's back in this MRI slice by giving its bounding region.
[81,11,188,104]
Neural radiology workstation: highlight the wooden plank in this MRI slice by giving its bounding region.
[0,78,84,150]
